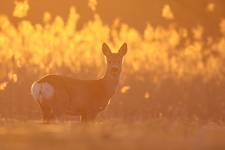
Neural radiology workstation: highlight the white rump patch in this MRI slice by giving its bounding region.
[31,81,55,102]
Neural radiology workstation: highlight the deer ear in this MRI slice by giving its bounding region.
[119,43,127,56]
[102,43,111,56]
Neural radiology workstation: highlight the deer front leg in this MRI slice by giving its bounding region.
[81,112,97,122]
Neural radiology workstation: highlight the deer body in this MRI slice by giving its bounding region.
[31,43,127,122]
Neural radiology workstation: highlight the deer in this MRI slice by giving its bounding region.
[31,43,128,122]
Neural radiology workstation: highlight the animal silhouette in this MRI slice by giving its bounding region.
[31,43,128,122]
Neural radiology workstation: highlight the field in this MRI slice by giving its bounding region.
[0,119,225,150]
[0,0,225,149]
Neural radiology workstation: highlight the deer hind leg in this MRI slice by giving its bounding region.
[31,81,56,123]
[40,102,56,124]
[53,105,65,123]
[50,89,69,123]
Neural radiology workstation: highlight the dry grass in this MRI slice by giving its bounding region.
[0,119,225,150]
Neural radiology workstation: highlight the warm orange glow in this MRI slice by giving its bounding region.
[0,0,225,149]
[8,72,18,83]
[0,82,8,90]
[144,92,150,99]
[162,4,174,20]
[13,0,30,18]
[120,86,130,94]
[88,0,98,12]
[206,2,215,12]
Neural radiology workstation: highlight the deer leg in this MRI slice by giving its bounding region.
[51,99,67,123]
[51,89,69,123]
[53,106,65,123]
[40,102,56,124]
[81,112,97,123]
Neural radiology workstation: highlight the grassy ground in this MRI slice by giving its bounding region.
[0,119,224,150]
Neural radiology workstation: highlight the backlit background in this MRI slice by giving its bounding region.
[0,0,225,121]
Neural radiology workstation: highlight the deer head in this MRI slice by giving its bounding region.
[102,43,127,78]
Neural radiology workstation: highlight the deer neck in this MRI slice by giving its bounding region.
[102,68,121,97]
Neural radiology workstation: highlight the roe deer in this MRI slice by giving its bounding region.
[31,43,127,122]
